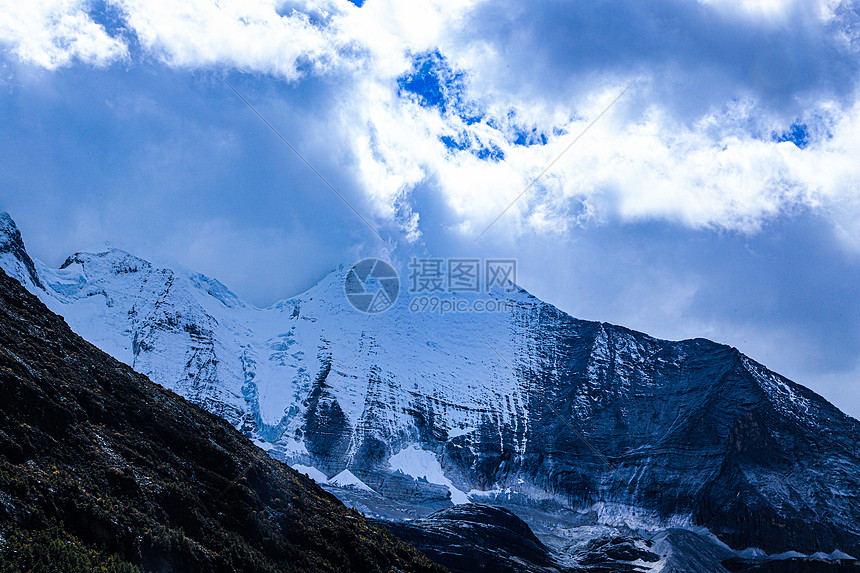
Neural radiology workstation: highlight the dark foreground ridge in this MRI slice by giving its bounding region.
[0,266,444,572]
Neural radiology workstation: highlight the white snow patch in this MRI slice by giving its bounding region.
[253,439,275,451]
[330,469,374,492]
[274,438,310,457]
[290,464,329,485]
[389,445,469,504]
[448,426,476,438]
[632,558,666,572]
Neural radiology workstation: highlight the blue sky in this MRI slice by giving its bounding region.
[0,0,859,417]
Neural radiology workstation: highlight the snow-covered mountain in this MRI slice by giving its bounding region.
[2,212,858,567]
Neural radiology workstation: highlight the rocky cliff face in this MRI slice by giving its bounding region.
[0,265,443,572]
[1,211,858,561]
[375,504,565,573]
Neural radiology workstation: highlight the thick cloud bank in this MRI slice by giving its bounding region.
[1,0,859,242]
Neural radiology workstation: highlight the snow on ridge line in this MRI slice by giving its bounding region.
[329,469,374,492]
[827,550,856,560]
[806,550,857,561]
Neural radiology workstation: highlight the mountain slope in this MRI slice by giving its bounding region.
[1,212,858,558]
[0,265,443,573]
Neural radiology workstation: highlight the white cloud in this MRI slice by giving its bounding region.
[108,0,479,80]
[0,0,128,68]
[697,0,803,20]
[115,0,347,79]
[338,69,860,244]
[1,0,859,248]
[697,0,846,23]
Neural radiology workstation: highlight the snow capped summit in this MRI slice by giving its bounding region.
[1,212,858,558]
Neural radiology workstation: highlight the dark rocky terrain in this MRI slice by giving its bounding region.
[723,557,860,572]
[375,504,565,573]
[373,500,860,573]
[0,266,444,573]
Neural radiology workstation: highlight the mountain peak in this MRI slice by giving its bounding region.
[0,212,43,290]
[59,248,152,275]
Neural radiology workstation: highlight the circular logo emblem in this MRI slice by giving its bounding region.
[344,259,400,314]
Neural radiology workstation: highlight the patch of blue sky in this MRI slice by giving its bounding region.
[772,111,838,150]
[85,0,146,60]
[397,50,480,123]
[487,113,553,147]
[86,1,127,37]
[440,132,505,162]
[511,126,549,147]
[773,122,811,149]
[398,50,559,160]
